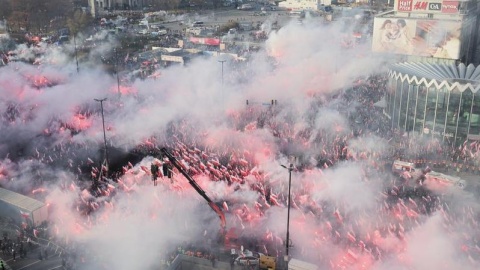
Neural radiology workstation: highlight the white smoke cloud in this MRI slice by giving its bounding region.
[0,12,478,270]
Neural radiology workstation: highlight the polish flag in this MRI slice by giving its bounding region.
[20,211,30,219]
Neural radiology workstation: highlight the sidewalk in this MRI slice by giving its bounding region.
[0,218,16,270]
[0,257,13,270]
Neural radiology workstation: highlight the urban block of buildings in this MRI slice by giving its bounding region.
[373,0,480,144]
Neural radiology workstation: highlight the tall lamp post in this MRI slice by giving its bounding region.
[73,34,79,73]
[94,98,109,177]
[114,48,121,97]
[281,163,294,268]
[218,59,226,108]
[218,59,226,86]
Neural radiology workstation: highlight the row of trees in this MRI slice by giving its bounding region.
[0,0,234,36]
[148,0,225,10]
[0,0,92,34]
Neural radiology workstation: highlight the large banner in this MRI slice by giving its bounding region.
[372,18,462,60]
[395,0,460,14]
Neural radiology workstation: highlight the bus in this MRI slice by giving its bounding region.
[424,171,466,189]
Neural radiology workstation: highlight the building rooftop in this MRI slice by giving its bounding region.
[0,187,45,213]
[389,62,480,92]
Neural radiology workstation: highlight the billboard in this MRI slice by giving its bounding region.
[395,0,459,14]
[189,37,221,46]
[372,18,462,60]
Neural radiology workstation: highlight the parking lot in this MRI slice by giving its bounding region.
[155,7,305,36]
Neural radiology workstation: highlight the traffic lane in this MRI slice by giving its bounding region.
[161,9,297,35]
[7,257,62,270]
[4,248,63,270]
[213,10,292,24]
[5,258,62,270]
[18,257,63,270]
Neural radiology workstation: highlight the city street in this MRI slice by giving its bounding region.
[2,1,480,270]
[0,220,64,270]
[0,244,63,270]
[2,255,63,270]
[163,8,301,34]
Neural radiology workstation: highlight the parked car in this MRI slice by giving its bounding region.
[151,29,167,36]
[252,11,267,16]
[150,24,165,30]
[55,35,69,45]
[191,21,204,27]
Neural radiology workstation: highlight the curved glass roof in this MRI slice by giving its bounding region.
[388,62,480,93]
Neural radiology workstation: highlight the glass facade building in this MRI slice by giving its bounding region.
[386,62,480,145]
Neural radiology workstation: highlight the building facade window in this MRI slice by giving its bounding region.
[386,76,480,145]
[470,91,480,135]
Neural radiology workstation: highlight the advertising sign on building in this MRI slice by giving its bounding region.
[372,18,462,60]
[441,1,459,13]
[397,0,413,11]
[189,37,221,46]
[395,0,459,14]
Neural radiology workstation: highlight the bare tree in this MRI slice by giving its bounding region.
[67,9,93,35]
[7,0,74,33]
[0,0,12,22]
[151,0,181,10]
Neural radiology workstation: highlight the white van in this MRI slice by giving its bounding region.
[139,19,149,28]
[289,10,305,18]
[239,4,253,10]
[392,160,416,174]
[228,28,237,35]
[392,160,420,180]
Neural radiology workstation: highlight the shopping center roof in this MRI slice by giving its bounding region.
[388,62,480,93]
[0,187,45,213]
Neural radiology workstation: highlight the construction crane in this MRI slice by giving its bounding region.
[160,147,227,237]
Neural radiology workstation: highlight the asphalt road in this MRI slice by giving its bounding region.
[163,7,300,34]
[1,249,63,270]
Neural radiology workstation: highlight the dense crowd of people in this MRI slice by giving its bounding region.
[14,71,464,269]
[82,74,476,268]
[3,26,480,268]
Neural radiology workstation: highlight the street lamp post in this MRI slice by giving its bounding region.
[94,98,109,176]
[218,60,227,85]
[218,59,226,108]
[73,34,79,73]
[218,59,226,85]
[114,48,121,97]
[281,163,294,268]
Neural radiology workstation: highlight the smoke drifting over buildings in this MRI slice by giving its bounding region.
[0,14,479,270]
